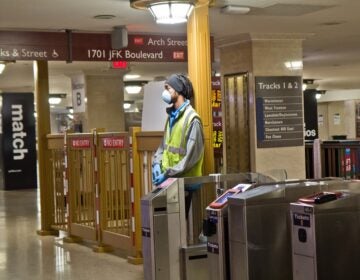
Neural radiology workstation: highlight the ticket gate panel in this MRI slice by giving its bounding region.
[181,244,209,280]
[153,213,170,279]
[228,181,332,280]
[205,183,254,280]
[141,178,185,280]
[291,192,360,280]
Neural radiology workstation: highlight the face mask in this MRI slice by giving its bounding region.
[161,90,172,104]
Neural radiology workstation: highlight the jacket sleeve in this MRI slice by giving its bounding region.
[165,117,204,177]
[152,137,164,167]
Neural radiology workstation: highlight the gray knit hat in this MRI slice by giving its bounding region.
[165,74,194,99]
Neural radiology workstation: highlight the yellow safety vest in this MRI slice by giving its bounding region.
[162,106,203,177]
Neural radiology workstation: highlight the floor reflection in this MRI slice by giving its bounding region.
[0,189,143,280]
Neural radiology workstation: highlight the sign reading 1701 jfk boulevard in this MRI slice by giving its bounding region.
[256,76,304,148]
[0,31,214,62]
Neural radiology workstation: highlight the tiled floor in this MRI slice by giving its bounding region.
[0,189,144,280]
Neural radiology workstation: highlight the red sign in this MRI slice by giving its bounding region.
[133,37,144,45]
[71,138,91,148]
[0,31,67,61]
[102,137,126,149]
[112,61,127,69]
[173,51,185,60]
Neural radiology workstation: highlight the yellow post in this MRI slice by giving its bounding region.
[34,61,57,236]
[187,0,214,177]
[128,127,143,264]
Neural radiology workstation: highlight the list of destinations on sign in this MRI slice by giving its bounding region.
[255,76,304,148]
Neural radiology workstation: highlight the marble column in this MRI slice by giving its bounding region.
[81,70,126,132]
[218,34,307,179]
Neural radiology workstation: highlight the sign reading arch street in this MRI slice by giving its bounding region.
[0,31,214,63]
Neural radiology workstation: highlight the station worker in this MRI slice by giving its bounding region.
[152,74,205,193]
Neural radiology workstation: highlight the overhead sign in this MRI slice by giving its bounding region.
[255,76,304,148]
[0,31,67,60]
[0,31,214,62]
[71,33,190,62]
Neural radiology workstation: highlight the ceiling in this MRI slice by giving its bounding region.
[1,0,360,107]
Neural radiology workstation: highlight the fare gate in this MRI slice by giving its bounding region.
[47,134,67,232]
[97,132,133,252]
[67,133,97,241]
[44,129,163,260]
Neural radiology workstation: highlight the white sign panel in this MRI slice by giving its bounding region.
[141,81,168,131]
[71,74,86,113]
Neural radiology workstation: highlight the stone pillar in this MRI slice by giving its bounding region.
[82,71,126,132]
[34,61,57,235]
[187,0,214,176]
[218,34,306,179]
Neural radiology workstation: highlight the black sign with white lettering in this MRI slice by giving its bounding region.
[303,89,318,140]
[255,76,304,148]
[1,93,37,189]
[293,213,311,227]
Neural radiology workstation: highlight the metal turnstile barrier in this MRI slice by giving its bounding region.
[204,183,253,280]
[291,189,360,280]
[227,178,348,280]
[141,173,279,280]
[203,170,288,280]
[141,177,187,280]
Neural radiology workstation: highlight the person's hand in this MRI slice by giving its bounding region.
[152,164,161,182]
[154,173,167,186]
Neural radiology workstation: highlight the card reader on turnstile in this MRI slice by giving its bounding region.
[291,191,360,280]
[204,184,253,280]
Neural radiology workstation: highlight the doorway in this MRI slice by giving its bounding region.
[223,73,250,173]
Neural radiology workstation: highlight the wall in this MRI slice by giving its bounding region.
[317,89,359,140]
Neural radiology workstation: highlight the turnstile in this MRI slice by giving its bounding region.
[291,190,360,280]
[204,184,253,280]
[227,179,347,280]
[141,177,209,280]
[141,173,280,280]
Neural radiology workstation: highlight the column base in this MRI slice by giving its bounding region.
[127,255,143,265]
[36,229,59,236]
[93,244,113,253]
[63,235,82,243]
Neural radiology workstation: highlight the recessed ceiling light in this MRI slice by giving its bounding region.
[124,74,141,80]
[125,85,142,94]
[93,14,116,20]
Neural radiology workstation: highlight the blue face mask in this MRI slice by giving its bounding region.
[161,90,172,104]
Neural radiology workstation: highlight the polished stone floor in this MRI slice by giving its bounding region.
[0,189,144,280]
